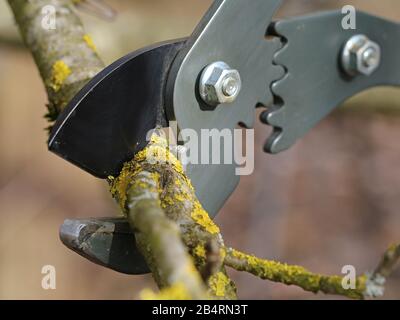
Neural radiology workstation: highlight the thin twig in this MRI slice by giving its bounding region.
[225,248,367,299]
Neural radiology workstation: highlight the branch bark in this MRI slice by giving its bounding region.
[225,244,400,299]
[8,0,104,123]
[122,169,207,299]
[110,132,237,299]
[364,243,400,298]
[225,248,367,299]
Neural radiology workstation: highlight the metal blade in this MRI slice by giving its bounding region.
[49,39,185,178]
[60,217,149,274]
[262,10,400,153]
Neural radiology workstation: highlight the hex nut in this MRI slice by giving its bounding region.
[341,34,381,77]
[199,61,242,106]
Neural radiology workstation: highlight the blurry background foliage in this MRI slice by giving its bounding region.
[0,0,399,299]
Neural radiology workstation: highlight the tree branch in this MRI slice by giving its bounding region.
[364,243,400,298]
[110,132,237,299]
[8,0,104,122]
[373,243,400,278]
[122,169,207,299]
[225,244,400,299]
[225,248,367,299]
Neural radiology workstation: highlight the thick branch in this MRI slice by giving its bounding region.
[110,132,237,299]
[123,170,207,299]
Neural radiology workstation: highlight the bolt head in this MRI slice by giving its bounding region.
[341,34,381,77]
[222,76,240,97]
[199,61,242,106]
[362,47,379,68]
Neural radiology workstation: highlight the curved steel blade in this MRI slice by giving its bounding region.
[262,10,400,153]
[166,0,284,216]
[60,217,149,275]
[49,39,185,178]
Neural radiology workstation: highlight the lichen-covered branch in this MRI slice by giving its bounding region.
[110,132,237,299]
[121,169,208,299]
[225,244,400,299]
[7,0,104,122]
[373,243,400,278]
[364,243,400,298]
[225,248,368,299]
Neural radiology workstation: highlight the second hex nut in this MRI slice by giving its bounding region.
[341,34,381,77]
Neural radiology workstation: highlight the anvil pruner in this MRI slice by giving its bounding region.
[49,0,400,274]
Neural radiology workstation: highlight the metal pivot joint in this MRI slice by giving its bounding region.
[341,34,381,77]
[167,0,283,216]
[199,61,242,106]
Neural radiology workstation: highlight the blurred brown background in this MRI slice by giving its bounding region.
[0,0,399,299]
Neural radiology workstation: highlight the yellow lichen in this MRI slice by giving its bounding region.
[109,161,132,208]
[50,60,71,92]
[174,193,187,203]
[191,201,220,234]
[162,195,175,206]
[193,245,206,259]
[230,249,366,299]
[174,179,182,187]
[110,132,198,209]
[140,282,192,300]
[220,247,226,261]
[110,132,220,234]
[83,34,97,53]
[208,272,230,297]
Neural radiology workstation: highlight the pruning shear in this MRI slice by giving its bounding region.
[50,0,400,274]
